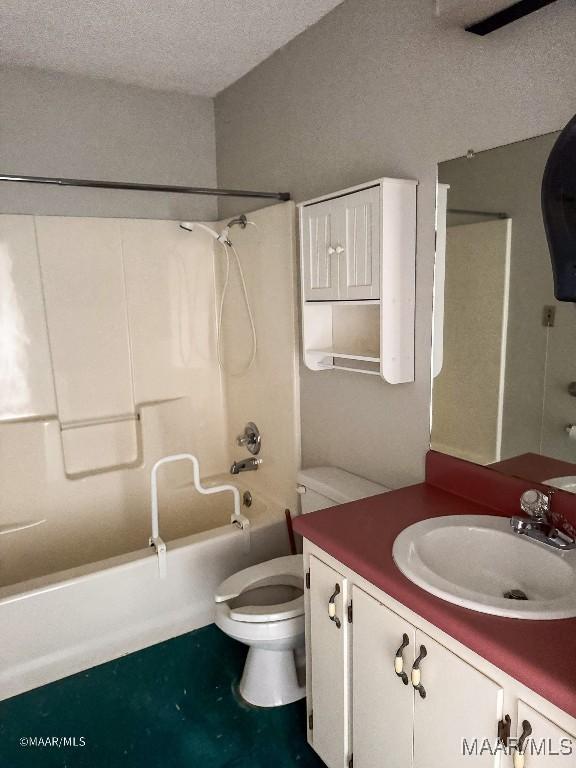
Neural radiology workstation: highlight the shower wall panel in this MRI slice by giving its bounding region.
[0,214,227,539]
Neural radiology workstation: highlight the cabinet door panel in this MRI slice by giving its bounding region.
[352,586,415,768]
[309,555,350,768]
[340,186,380,300]
[413,630,504,768]
[302,200,340,300]
[515,701,575,766]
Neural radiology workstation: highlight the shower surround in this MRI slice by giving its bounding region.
[0,202,300,697]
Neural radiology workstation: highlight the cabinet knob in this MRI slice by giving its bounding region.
[411,645,427,698]
[328,583,341,628]
[327,246,336,255]
[335,245,344,254]
[394,633,410,685]
[513,720,533,768]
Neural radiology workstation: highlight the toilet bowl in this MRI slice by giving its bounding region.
[215,555,305,707]
[214,466,390,708]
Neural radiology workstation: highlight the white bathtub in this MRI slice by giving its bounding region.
[0,478,290,701]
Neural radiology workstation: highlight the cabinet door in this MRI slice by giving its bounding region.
[514,701,575,766]
[308,555,350,768]
[413,630,504,768]
[301,199,340,301]
[339,186,381,300]
[352,586,415,768]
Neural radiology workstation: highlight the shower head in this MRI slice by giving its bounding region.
[179,221,233,246]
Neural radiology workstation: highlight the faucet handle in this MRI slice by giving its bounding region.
[236,422,261,455]
[520,489,550,521]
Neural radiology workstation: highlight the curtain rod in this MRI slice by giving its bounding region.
[448,208,508,219]
[0,173,291,201]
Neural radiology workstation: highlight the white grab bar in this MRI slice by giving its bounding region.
[0,519,46,536]
[149,453,250,577]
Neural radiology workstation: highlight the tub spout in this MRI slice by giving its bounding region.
[230,457,262,474]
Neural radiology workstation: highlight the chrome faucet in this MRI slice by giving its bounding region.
[510,489,576,550]
[230,457,262,475]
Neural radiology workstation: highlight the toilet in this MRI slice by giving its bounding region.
[214,466,389,707]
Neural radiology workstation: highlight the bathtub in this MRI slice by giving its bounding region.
[0,476,291,701]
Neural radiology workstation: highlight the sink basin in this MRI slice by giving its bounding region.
[392,515,576,620]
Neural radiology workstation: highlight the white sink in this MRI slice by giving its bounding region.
[392,515,576,620]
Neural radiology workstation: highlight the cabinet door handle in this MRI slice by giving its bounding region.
[513,720,533,768]
[327,246,336,255]
[328,584,341,628]
[411,645,427,698]
[394,633,410,685]
[498,714,512,745]
[335,245,344,254]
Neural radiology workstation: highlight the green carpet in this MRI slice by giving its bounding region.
[0,625,325,768]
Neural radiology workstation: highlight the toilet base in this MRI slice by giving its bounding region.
[239,646,306,708]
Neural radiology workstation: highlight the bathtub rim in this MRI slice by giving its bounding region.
[0,498,286,607]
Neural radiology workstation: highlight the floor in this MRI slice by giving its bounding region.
[0,625,325,768]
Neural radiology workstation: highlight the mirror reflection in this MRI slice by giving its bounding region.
[432,130,576,491]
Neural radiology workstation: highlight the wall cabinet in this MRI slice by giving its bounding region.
[299,178,417,383]
[304,547,576,768]
[301,186,381,302]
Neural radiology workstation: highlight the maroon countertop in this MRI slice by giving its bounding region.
[491,453,576,485]
[293,482,576,719]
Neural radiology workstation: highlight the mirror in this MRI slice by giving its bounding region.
[431,130,576,493]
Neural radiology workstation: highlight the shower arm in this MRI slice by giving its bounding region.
[149,453,249,578]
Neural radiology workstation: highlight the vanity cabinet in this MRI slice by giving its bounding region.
[305,547,576,768]
[353,586,503,768]
[515,702,574,767]
[308,555,351,768]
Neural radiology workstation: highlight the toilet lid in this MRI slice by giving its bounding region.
[215,554,305,624]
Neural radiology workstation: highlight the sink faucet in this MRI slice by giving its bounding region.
[510,489,576,550]
[230,457,262,475]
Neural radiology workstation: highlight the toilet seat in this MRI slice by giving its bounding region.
[214,555,304,624]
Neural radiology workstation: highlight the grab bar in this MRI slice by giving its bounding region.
[149,453,250,577]
[0,519,46,536]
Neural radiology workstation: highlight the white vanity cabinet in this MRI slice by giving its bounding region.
[514,702,575,767]
[353,586,503,768]
[308,555,351,768]
[304,546,576,768]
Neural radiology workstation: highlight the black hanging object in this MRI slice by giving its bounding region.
[542,114,576,302]
[466,0,559,36]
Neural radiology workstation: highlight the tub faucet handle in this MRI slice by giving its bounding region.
[236,422,261,455]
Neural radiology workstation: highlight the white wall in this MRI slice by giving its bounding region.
[0,66,217,220]
[215,0,576,487]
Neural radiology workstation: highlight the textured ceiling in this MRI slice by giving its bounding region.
[0,0,345,96]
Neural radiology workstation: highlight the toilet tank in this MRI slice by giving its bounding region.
[296,466,390,514]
